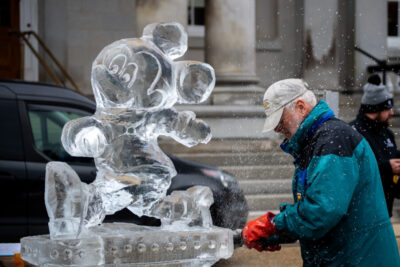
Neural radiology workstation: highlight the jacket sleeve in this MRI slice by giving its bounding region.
[391,129,400,158]
[382,129,398,177]
[375,129,396,182]
[376,158,393,182]
[274,154,359,240]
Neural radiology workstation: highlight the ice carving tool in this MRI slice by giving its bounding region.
[233,229,282,249]
[233,229,244,249]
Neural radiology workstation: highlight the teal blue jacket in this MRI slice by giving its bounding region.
[274,100,400,266]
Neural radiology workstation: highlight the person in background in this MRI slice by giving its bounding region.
[242,78,400,266]
[350,74,400,217]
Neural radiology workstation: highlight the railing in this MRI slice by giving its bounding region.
[355,46,400,92]
[9,30,83,94]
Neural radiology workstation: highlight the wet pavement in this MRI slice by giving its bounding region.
[215,223,400,267]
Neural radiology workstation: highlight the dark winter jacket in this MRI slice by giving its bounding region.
[274,100,400,267]
[350,112,400,216]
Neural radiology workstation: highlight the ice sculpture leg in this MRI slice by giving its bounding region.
[126,171,172,217]
[92,167,173,218]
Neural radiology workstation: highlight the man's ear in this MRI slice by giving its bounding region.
[295,100,307,116]
[365,112,379,120]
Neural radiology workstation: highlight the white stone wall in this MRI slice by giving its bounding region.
[254,0,303,89]
[40,0,302,94]
[354,0,387,88]
[40,0,137,95]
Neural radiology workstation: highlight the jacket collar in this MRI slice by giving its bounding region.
[280,100,334,157]
[356,111,387,132]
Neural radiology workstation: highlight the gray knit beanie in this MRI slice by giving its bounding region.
[360,83,393,113]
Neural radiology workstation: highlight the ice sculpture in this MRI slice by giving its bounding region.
[20,22,234,266]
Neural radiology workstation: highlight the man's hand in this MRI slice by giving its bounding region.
[242,212,281,252]
[390,158,400,174]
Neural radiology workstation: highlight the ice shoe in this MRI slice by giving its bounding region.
[151,185,214,228]
[45,162,90,239]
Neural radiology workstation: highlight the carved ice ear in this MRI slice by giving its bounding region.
[176,61,215,104]
[142,22,187,60]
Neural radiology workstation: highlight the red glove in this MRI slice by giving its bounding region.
[242,212,281,252]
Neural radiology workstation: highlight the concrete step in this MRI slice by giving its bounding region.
[175,104,265,118]
[176,152,292,167]
[392,199,400,223]
[248,201,400,223]
[174,105,275,139]
[159,138,283,154]
[220,165,294,180]
[245,194,293,211]
[240,179,292,195]
[247,210,280,222]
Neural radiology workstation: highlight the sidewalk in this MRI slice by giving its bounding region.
[215,223,400,267]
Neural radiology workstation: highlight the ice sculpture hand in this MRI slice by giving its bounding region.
[47,22,216,239]
[242,212,281,252]
[62,117,108,158]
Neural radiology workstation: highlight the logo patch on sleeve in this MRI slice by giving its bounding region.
[386,138,394,148]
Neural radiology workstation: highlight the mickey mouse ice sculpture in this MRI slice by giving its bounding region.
[45,22,215,239]
[22,23,233,267]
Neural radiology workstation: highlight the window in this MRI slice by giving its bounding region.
[256,0,281,51]
[188,0,204,26]
[388,1,400,36]
[187,0,205,37]
[28,105,93,164]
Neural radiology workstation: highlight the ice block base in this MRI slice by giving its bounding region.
[20,223,233,267]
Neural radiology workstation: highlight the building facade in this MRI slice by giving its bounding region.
[2,0,396,134]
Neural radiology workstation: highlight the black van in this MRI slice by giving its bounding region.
[0,80,248,242]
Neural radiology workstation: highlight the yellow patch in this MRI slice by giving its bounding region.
[263,100,270,110]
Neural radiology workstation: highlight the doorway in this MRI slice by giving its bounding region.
[0,0,21,79]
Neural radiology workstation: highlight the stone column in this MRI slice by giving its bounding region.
[136,0,187,36]
[205,0,264,105]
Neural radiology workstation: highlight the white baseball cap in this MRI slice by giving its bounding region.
[262,79,309,133]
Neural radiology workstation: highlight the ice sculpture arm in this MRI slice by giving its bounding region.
[150,108,211,147]
[61,116,108,157]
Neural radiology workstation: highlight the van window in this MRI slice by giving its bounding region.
[0,99,24,160]
[28,105,93,165]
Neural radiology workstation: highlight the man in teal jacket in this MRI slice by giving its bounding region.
[242,79,400,266]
